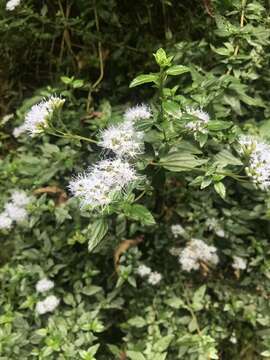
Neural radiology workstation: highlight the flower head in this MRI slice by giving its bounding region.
[0,212,12,230]
[4,203,27,222]
[232,256,247,270]
[6,0,21,11]
[137,264,151,277]
[69,158,138,209]
[23,96,64,136]
[238,135,270,190]
[148,271,162,285]
[179,238,219,272]
[36,295,60,315]
[13,124,26,138]
[99,122,144,158]
[185,107,210,134]
[10,190,31,207]
[124,104,152,123]
[36,278,55,293]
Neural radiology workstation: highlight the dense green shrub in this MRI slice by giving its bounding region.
[1,1,270,359]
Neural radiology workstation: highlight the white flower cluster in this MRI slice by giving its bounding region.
[69,158,137,208]
[70,105,150,209]
[184,107,210,134]
[22,96,65,136]
[36,278,54,293]
[179,238,219,272]
[6,0,21,11]
[99,104,151,158]
[36,295,60,315]
[0,190,31,230]
[124,104,152,123]
[232,256,247,270]
[13,124,26,138]
[238,135,270,190]
[137,264,162,285]
[169,247,182,257]
[99,121,144,158]
[171,224,186,238]
[35,278,59,315]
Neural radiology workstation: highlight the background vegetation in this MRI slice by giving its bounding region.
[1,0,270,359]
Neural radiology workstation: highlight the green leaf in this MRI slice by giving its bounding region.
[214,149,242,167]
[159,151,207,172]
[126,351,146,360]
[166,65,190,76]
[207,120,232,131]
[153,335,174,352]
[123,204,155,226]
[192,285,206,311]
[129,74,159,88]
[88,218,109,252]
[128,316,147,328]
[214,182,226,199]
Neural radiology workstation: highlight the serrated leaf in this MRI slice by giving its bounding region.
[192,285,206,311]
[88,218,109,252]
[166,65,190,76]
[123,204,155,225]
[153,335,174,352]
[159,152,207,172]
[214,149,242,167]
[126,351,146,360]
[214,182,226,199]
[129,74,159,88]
[207,120,232,131]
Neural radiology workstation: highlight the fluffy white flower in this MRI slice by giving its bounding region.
[137,264,151,277]
[23,96,65,136]
[0,212,13,230]
[169,247,182,257]
[36,278,54,293]
[36,295,60,315]
[185,107,210,134]
[179,238,219,272]
[4,203,27,222]
[6,0,21,11]
[10,190,31,207]
[36,301,47,315]
[69,158,138,208]
[148,271,162,285]
[13,124,26,138]
[238,135,270,190]
[99,121,144,158]
[171,224,185,238]
[232,256,247,270]
[124,104,152,123]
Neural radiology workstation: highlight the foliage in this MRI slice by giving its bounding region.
[1,1,270,359]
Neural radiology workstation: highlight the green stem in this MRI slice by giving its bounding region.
[47,128,98,144]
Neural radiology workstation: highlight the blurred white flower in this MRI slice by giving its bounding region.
[36,278,54,293]
[148,271,162,285]
[99,121,144,158]
[169,247,182,257]
[23,96,64,136]
[124,104,151,123]
[6,0,21,11]
[137,264,151,277]
[179,238,219,272]
[185,107,210,134]
[13,124,26,138]
[4,203,27,222]
[0,212,13,230]
[36,295,60,315]
[10,190,31,207]
[232,256,247,270]
[171,224,185,238]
